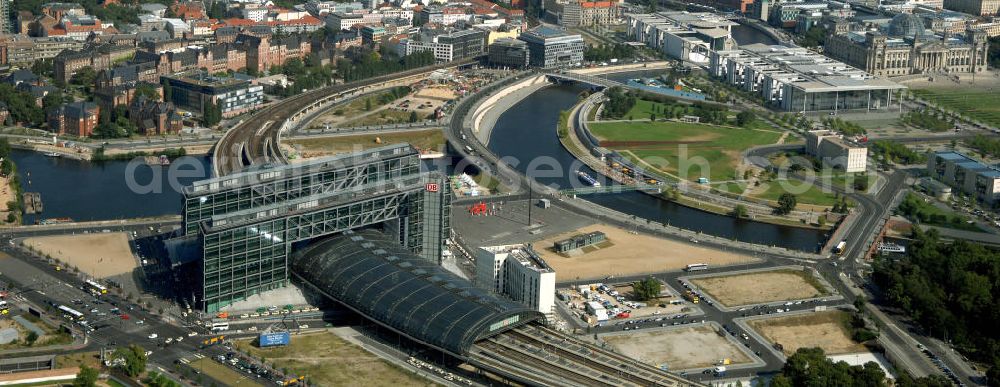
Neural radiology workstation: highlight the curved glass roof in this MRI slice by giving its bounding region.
[290,229,544,355]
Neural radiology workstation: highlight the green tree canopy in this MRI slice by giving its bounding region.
[632,277,661,301]
[73,365,99,387]
[776,193,797,215]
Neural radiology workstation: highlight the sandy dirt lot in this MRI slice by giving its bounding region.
[749,311,866,356]
[23,233,136,279]
[690,269,828,307]
[603,325,751,370]
[0,175,14,224]
[534,225,758,281]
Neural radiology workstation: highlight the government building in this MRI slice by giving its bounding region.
[824,14,990,77]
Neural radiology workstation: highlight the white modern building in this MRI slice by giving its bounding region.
[475,245,556,318]
[626,11,737,63]
[709,44,906,112]
[928,151,1000,204]
[806,130,868,173]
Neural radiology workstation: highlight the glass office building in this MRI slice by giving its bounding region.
[183,144,451,311]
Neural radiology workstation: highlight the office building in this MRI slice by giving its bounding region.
[823,14,990,77]
[517,26,584,68]
[0,35,84,65]
[235,33,311,73]
[53,43,136,84]
[805,130,868,173]
[488,38,530,68]
[709,44,906,112]
[928,151,1000,204]
[626,12,737,63]
[398,28,485,62]
[550,0,622,27]
[161,72,264,118]
[0,0,10,33]
[476,244,556,317]
[182,144,451,311]
[944,0,1000,16]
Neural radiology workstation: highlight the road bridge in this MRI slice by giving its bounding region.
[561,184,662,195]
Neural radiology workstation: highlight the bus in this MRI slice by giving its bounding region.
[833,240,848,255]
[210,322,230,332]
[685,263,709,272]
[58,305,85,320]
[85,280,108,295]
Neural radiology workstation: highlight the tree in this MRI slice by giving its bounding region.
[364,98,372,111]
[854,296,867,310]
[408,111,418,123]
[136,83,161,102]
[73,366,99,387]
[203,100,222,127]
[114,344,148,377]
[736,111,756,127]
[25,331,38,346]
[632,277,661,301]
[987,361,1000,387]
[70,66,97,90]
[776,193,797,215]
[731,204,748,218]
[161,80,173,102]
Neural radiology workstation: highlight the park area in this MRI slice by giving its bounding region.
[533,224,757,281]
[911,87,1000,128]
[602,325,752,371]
[689,268,830,307]
[286,129,444,159]
[589,120,782,183]
[748,310,867,356]
[234,332,435,387]
[22,233,136,279]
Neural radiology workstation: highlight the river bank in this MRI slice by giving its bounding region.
[558,92,831,231]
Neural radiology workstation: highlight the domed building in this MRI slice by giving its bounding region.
[887,13,926,37]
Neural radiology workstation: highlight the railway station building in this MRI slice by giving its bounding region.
[181,144,451,311]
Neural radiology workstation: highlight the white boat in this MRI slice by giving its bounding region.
[43,152,61,157]
[577,171,601,187]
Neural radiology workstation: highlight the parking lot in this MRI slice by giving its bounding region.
[562,281,700,326]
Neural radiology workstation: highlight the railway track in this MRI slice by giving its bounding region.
[213,60,476,176]
[508,326,692,386]
[473,338,627,387]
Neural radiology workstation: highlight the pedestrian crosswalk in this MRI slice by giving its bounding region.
[193,353,205,359]
[179,358,190,364]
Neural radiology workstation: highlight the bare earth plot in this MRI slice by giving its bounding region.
[690,269,828,307]
[235,332,436,387]
[533,225,758,281]
[22,233,135,279]
[603,325,751,371]
[749,310,866,356]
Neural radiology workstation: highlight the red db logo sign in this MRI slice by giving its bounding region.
[425,183,439,192]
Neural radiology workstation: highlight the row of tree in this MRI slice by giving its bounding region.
[336,47,436,83]
[870,140,926,165]
[772,347,956,387]
[901,109,955,132]
[822,116,866,136]
[583,44,637,62]
[966,135,1000,159]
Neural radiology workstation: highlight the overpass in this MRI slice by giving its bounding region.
[291,229,699,387]
[543,71,625,89]
[561,183,663,195]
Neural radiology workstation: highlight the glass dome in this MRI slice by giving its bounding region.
[888,13,926,37]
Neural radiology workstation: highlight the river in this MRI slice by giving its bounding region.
[11,149,210,224]
[486,85,826,251]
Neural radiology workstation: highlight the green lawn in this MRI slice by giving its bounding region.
[589,120,782,182]
[753,180,841,207]
[234,332,436,387]
[912,88,1000,128]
